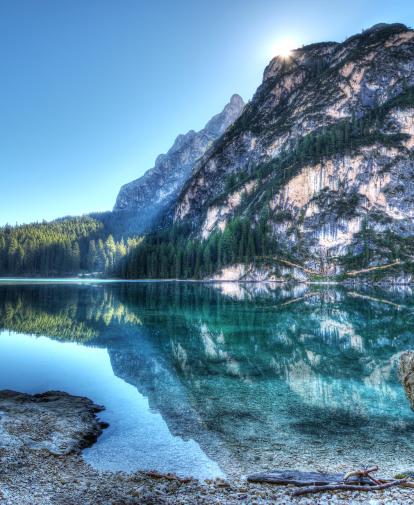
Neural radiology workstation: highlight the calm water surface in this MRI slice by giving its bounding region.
[0,280,414,478]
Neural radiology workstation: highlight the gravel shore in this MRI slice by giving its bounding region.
[0,390,412,504]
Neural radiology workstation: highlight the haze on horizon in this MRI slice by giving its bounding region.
[1,0,413,226]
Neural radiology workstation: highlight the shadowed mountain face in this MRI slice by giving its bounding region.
[113,95,245,234]
[1,281,414,475]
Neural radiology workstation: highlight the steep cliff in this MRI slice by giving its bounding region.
[113,94,245,233]
[169,23,414,279]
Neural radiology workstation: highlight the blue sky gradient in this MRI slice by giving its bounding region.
[1,0,413,225]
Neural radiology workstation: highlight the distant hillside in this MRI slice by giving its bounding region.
[0,217,140,277]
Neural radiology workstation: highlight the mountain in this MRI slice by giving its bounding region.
[4,23,414,282]
[113,94,245,234]
[153,22,414,281]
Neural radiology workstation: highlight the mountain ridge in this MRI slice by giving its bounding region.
[113,94,245,234]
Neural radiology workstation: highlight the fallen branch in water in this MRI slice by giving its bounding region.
[292,478,408,496]
[277,292,320,308]
[248,470,346,486]
[397,481,414,489]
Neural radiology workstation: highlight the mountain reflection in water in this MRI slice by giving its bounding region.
[0,280,414,476]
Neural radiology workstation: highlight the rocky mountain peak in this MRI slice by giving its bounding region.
[204,94,245,136]
[229,93,245,107]
[358,22,409,37]
[113,94,244,234]
[169,130,197,155]
[262,23,411,85]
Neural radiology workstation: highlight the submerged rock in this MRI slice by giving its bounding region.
[399,351,414,410]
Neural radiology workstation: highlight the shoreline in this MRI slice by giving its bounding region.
[0,276,414,287]
[0,389,412,504]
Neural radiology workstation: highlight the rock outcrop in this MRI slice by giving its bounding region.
[208,263,308,282]
[0,390,107,455]
[399,351,414,410]
[113,94,245,234]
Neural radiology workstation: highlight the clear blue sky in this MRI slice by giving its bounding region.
[0,0,413,225]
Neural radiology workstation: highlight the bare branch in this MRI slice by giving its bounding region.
[292,479,408,497]
[343,465,378,481]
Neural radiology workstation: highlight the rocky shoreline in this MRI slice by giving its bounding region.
[0,390,412,504]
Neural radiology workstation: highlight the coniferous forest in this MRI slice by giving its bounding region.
[0,217,140,276]
[118,218,272,279]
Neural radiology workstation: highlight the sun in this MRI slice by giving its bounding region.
[271,38,297,59]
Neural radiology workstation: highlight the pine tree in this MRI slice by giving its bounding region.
[71,242,81,272]
[87,240,97,271]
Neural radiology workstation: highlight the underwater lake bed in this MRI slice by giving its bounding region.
[0,280,413,478]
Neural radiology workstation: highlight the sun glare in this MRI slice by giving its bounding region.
[271,38,297,59]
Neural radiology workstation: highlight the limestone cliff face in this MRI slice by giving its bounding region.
[173,23,414,275]
[113,94,244,233]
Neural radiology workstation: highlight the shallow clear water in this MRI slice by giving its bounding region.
[0,280,414,478]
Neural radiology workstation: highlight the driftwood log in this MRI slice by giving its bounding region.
[247,467,411,497]
[247,469,372,486]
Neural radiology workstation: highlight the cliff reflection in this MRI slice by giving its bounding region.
[1,281,414,474]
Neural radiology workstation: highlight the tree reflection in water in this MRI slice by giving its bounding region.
[0,281,414,475]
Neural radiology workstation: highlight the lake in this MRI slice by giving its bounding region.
[0,280,413,479]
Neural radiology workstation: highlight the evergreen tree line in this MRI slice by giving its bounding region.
[0,217,140,276]
[118,217,274,279]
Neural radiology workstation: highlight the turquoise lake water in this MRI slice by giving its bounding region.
[0,280,413,478]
